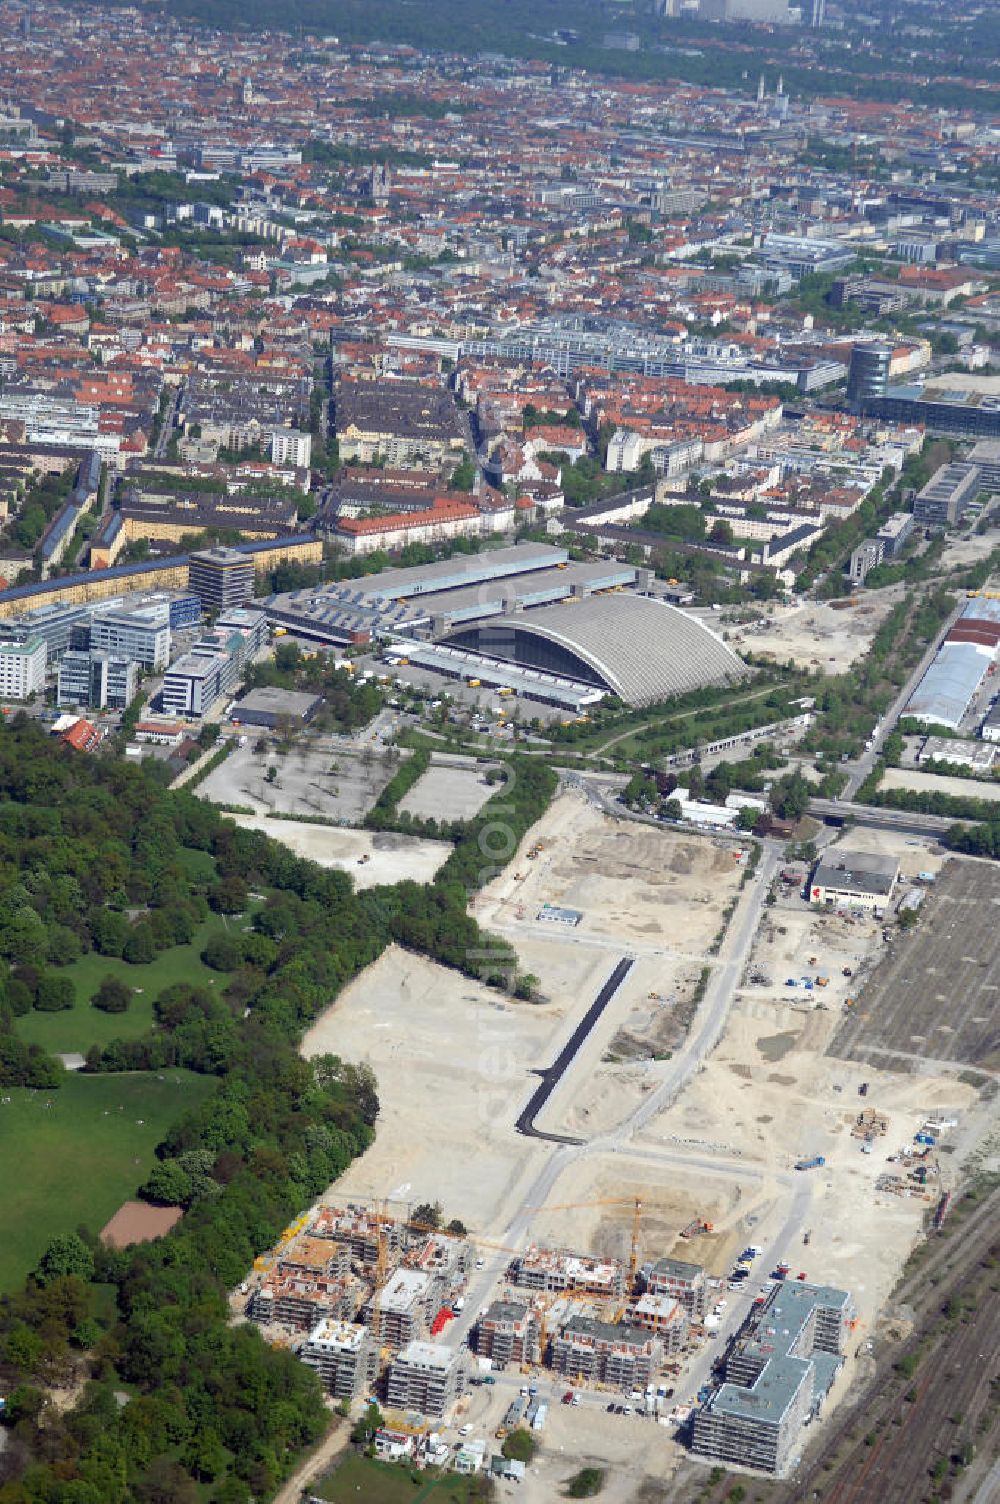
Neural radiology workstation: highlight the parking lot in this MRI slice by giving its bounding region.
[829,859,1000,1073]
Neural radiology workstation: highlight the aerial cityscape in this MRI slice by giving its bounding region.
[0,0,997,1501]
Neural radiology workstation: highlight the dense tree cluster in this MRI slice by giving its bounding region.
[0,722,549,1501]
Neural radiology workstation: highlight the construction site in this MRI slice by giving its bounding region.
[724,588,905,674]
[283,787,998,1498]
[235,1198,717,1415]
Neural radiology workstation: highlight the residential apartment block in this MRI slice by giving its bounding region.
[692,1281,853,1475]
[386,1341,466,1418]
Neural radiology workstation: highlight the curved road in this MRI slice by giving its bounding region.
[516,955,635,1143]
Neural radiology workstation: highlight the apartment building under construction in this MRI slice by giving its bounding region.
[299,1319,379,1400]
[386,1340,467,1418]
[551,1316,664,1390]
[362,1267,434,1350]
[474,1299,542,1369]
[644,1256,708,1320]
[509,1247,627,1299]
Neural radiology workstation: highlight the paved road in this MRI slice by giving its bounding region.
[152,380,183,462]
[807,797,955,837]
[516,955,635,1142]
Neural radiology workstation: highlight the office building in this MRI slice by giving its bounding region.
[57,650,138,710]
[874,512,914,559]
[0,635,46,700]
[847,345,892,410]
[848,539,885,584]
[912,462,981,527]
[89,600,171,671]
[386,1341,466,1419]
[160,650,228,718]
[188,547,255,613]
[0,602,89,660]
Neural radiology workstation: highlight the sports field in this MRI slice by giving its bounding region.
[0,1070,217,1291]
[15,918,238,1056]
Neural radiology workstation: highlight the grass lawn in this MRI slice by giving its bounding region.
[16,917,239,1056]
[313,1454,492,1503]
[0,1069,217,1292]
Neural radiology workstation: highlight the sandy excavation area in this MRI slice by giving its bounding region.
[300,944,568,1229]
[217,813,451,889]
[474,790,746,957]
[727,590,903,674]
[640,996,983,1330]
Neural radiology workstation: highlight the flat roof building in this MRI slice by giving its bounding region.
[299,1319,378,1399]
[551,1316,663,1390]
[0,634,46,700]
[188,546,255,613]
[386,1340,466,1418]
[230,686,322,729]
[692,1280,853,1476]
[644,1256,708,1319]
[810,850,899,916]
[912,462,982,528]
[474,1300,541,1369]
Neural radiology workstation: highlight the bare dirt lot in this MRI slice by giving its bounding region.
[398,761,499,821]
[216,814,451,889]
[300,944,562,1228]
[197,739,396,823]
[727,590,903,674]
[474,792,746,957]
[100,1200,182,1248]
[830,858,1000,1074]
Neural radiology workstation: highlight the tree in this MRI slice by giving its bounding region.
[201,933,245,972]
[567,1468,606,1497]
[502,1428,538,1462]
[350,1401,383,1446]
[34,972,75,1011]
[211,876,248,914]
[93,976,132,1013]
[769,770,811,821]
[123,924,157,965]
[34,1232,95,1286]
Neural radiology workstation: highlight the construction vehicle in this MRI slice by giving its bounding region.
[679,1218,713,1239]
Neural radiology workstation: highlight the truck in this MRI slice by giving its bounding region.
[795,1155,825,1171]
[914,1132,936,1146]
